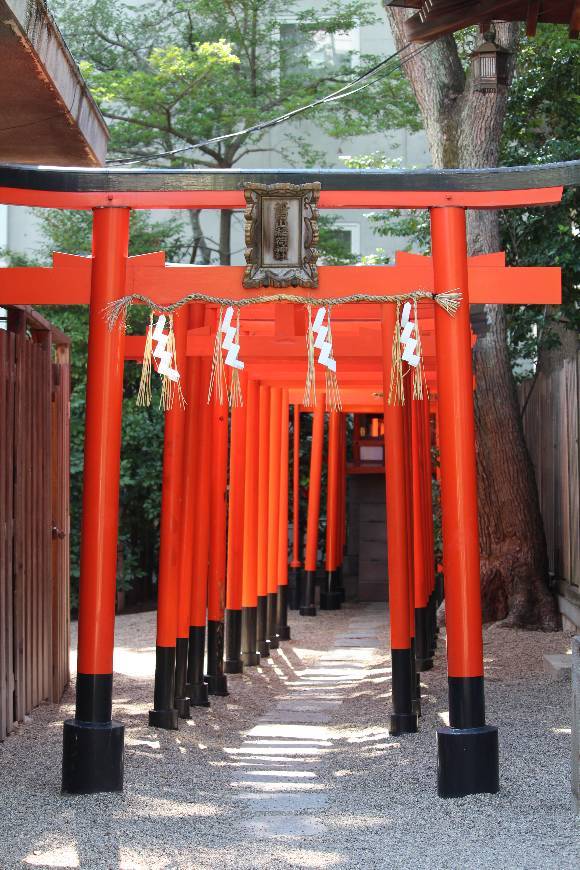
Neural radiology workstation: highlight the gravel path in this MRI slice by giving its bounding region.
[0,603,578,869]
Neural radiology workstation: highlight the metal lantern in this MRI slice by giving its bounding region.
[470,35,510,92]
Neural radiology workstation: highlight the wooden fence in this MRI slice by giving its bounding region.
[0,306,70,741]
[519,341,580,602]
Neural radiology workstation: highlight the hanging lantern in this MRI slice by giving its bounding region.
[470,33,510,93]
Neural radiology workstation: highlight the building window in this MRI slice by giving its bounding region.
[319,221,361,264]
[279,23,359,78]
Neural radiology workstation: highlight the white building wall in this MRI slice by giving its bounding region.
[5,0,429,263]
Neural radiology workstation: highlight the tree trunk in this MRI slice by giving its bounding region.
[385,8,559,628]
[219,209,232,266]
[188,209,211,264]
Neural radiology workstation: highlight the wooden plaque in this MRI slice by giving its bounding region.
[243,182,320,288]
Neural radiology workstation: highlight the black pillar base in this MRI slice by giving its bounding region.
[175,697,191,720]
[276,585,291,640]
[320,589,342,610]
[242,606,260,665]
[288,567,301,610]
[150,646,179,730]
[187,681,210,707]
[174,636,190,718]
[62,719,124,794]
[267,592,279,649]
[389,713,418,736]
[257,595,270,658]
[437,725,499,798]
[206,619,227,695]
[205,673,229,696]
[416,657,433,672]
[149,708,179,729]
[436,573,444,605]
[301,570,316,615]
[225,609,243,674]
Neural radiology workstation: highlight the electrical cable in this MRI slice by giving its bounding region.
[109,39,435,166]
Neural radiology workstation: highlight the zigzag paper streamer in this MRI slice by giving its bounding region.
[312,307,336,372]
[400,302,420,367]
[152,315,180,381]
[220,306,244,370]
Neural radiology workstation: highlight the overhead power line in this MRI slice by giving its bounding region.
[109,39,434,167]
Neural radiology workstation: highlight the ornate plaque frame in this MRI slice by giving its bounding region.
[243,182,320,288]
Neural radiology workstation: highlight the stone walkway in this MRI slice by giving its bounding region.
[0,603,578,869]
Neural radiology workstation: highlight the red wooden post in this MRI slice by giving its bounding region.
[149,308,188,731]
[338,412,347,602]
[381,305,418,736]
[186,357,212,707]
[412,398,433,673]
[276,389,291,640]
[288,404,302,609]
[301,402,325,616]
[267,387,283,648]
[241,378,261,665]
[174,305,204,720]
[431,206,498,798]
[225,372,248,673]
[322,410,342,610]
[62,207,129,793]
[256,385,271,656]
[422,397,439,651]
[206,395,229,696]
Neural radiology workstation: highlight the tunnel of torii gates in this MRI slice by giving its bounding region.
[0,160,573,800]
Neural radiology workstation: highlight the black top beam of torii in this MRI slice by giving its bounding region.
[0,159,578,194]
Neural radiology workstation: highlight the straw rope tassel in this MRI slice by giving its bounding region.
[412,299,429,401]
[229,307,244,408]
[303,304,316,408]
[136,312,154,407]
[159,314,185,411]
[388,301,405,407]
[325,307,342,412]
[208,306,226,406]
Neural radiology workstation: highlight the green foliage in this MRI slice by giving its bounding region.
[500,25,580,374]
[53,0,418,170]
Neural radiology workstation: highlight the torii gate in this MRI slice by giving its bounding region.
[0,160,571,800]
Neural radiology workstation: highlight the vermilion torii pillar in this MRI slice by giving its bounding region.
[301,402,325,617]
[431,207,499,798]
[0,161,568,798]
[288,405,302,609]
[322,410,342,611]
[149,308,188,731]
[241,378,261,666]
[62,207,129,794]
[276,389,292,640]
[382,304,418,739]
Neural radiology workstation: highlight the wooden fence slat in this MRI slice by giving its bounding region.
[519,344,580,600]
[6,332,15,735]
[0,332,7,741]
[568,355,580,586]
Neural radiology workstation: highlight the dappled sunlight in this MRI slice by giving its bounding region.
[23,843,79,868]
[128,795,220,819]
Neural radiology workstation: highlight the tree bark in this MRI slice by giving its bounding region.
[219,210,232,266]
[385,8,559,628]
[188,209,211,264]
